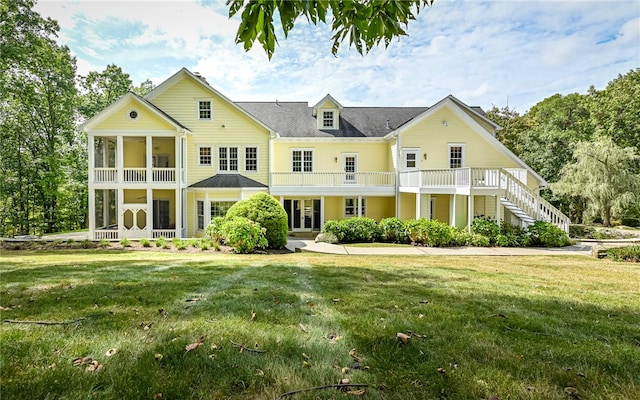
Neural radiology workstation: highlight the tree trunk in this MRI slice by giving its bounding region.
[603,207,612,227]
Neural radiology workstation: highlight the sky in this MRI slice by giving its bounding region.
[35,0,640,113]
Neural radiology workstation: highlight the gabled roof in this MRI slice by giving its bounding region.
[145,68,274,134]
[81,92,191,133]
[312,94,344,116]
[237,101,426,138]
[189,174,267,189]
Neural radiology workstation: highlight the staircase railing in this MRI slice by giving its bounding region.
[498,169,570,232]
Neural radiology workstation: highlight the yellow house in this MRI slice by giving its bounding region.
[83,68,569,240]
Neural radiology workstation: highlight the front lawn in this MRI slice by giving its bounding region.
[1,251,638,399]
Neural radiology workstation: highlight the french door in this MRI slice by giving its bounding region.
[343,154,357,184]
[284,199,320,231]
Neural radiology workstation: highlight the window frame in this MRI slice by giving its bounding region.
[198,146,212,166]
[321,109,337,129]
[401,148,420,171]
[448,143,465,169]
[344,198,366,218]
[196,200,205,230]
[291,149,314,172]
[196,98,213,121]
[210,201,236,219]
[244,146,258,173]
[218,146,239,173]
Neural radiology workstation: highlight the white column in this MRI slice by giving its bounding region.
[88,135,95,184]
[88,188,95,239]
[103,190,109,228]
[320,195,325,228]
[204,192,210,227]
[174,135,181,185]
[146,136,153,184]
[357,196,362,217]
[450,194,457,227]
[467,194,474,232]
[147,188,153,237]
[116,136,124,184]
[422,193,431,220]
[495,195,502,224]
[117,188,124,239]
[415,193,421,219]
[174,189,182,238]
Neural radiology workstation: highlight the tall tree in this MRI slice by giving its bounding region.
[551,136,639,227]
[78,64,133,121]
[0,0,79,235]
[228,0,434,58]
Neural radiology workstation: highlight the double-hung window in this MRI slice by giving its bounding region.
[345,198,365,217]
[211,201,235,218]
[292,150,313,172]
[245,147,257,172]
[196,200,205,230]
[219,146,238,172]
[198,147,212,166]
[322,110,335,129]
[449,144,464,169]
[198,100,212,120]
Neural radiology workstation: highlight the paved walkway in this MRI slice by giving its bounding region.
[285,239,595,256]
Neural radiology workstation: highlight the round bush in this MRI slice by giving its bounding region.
[225,193,288,249]
[205,216,225,243]
[471,217,500,244]
[221,217,268,253]
[528,221,571,247]
[379,217,408,243]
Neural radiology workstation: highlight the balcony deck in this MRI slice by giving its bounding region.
[93,168,178,185]
[269,172,396,196]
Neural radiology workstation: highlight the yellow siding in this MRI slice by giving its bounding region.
[323,197,343,221]
[399,193,415,221]
[151,75,270,186]
[454,195,468,229]
[272,141,390,172]
[365,197,394,221]
[92,98,176,131]
[123,140,146,167]
[431,194,449,223]
[401,106,517,169]
[124,189,146,203]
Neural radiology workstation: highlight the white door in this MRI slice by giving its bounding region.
[343,154,357,184]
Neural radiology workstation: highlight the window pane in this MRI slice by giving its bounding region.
[229,147,238,171]
[322,111,334,128]
[450,146,463,169]
[303,151,313,172]
[199,147,211,165]
[197,201,204,230]
[245,147,257,171]
[199,101,211,120]
[211,201,236,218]
[292,151,302,172]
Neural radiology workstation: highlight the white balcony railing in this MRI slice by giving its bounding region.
[94,168,117,183]
[123,168,146,183]
[271,172,395,187]
[152,168,176,183]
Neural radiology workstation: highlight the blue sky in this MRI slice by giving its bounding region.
[36,0,639,112]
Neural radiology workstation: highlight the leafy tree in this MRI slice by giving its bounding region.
[0,0,79,235]
[551,136,639,227]
[485,105,530,155]
[228,0,434,58]
[78,64,133,121]
[132,79,156,97]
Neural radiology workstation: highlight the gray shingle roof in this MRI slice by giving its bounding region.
[189,174,267,188]
[237,102,427,138]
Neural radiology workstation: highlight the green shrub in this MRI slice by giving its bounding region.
[221,217,268,254]
[528,221,571,247]
[120,237,131,247]
[498,222,531,247]
[606,245,640,262]
[174,239,187,250]
[225,193,288,249]
[379,217,408,243]
[321,217,380,243]
[403,218,454,247]
[471,217,500,244]
[621,218,640,227]
[81,239,96,249]
[205,216,226,244]
[321,220,345,241]
[199,238,211,251]
[140,238,152,247]
[469,233,491,247]
[98,239,110,248]
[155,237,167,248]
[451,228,472,246]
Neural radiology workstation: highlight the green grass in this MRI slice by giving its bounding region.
[344,242,414,248]
[1,251,639,400]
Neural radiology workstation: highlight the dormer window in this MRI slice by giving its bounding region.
[198,99,212,120]
[322,110,335,128]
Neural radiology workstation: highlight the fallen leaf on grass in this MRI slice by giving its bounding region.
[140,321,154,330]
[185,336,205,352]
[85,360,102,372]
[72,356,93,366]
[299,323,308,333]
[250,311,256,321]
[153,394,162,399]
[437,367,446,374]
[255,369,264,376]
[396,332,410,344]
[346,388,366,396]
[105,348,117,357]
[349,348,362,362]
[302,352,310,360]
[333,298,343,303]
[154,353,163,361]
[302,361,311,368]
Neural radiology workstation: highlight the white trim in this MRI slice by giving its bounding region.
[343,153,358,184]
[401,148,420,171]
[197,145,213,166]
[217,145,240,173]
[448,143,465,169]
[243,145,259,173]
[274,137,387,143]
[319,109,339,130]
[291,148,314,172]
[127,108,139,121]
[196,98,213,121]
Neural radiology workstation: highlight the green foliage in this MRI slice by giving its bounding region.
[606,245,640,262]
[321,217,379,243]
[173,239,187,250]
[228,0,434,58]
[378,217,408,243]
[77,64,133,121]
[621,218,640,227]
[98,239,110,248]
[225,193,288,249]
[403,218,454,247]
[471,217,500,244]
[155,236,167,248]
[120,237,131,247]
[498,222,531,247]
[569,224,596,238]
[205,216,226,244]
[528,221,571,247]
[140,238,152,247]
[551,136,639,227]
[220,217,268,254]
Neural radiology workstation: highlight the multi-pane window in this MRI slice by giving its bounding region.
[449,145,463,169]
[322,110,335,128]
[219,147,238,172]
[245,147,257,172]
[211,201,236,218]
[292,150,313,172]
[405,152,417,169]
[199,147,212,166]
[196,200,204,230]
[198,100,212,120]
[345,198,366,217]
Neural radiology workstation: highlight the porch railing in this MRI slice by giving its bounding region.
[152,168,176,183]
[94,168,117,183]
[152,229,176,239]
[271,172,395,187]
[92,167,177,184]
[93,230,118,240]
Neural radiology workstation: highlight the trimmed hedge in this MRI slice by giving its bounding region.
[225,193,288,249]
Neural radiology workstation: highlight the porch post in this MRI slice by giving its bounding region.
[424,193,431,220]
[117,188,124,239]
[103,190,109,228]
[467,194,474,233]
[450,194,457,227]
[320,195,325,228]
[174,135,181,184]
[204,192,210,228]
[146,136,153,183]
[357,195,362,217]
[415,193,421,219]
[88,135,95,183]
[116,136,124,184]
[495,195,502,224]
[147,188,153,237]
[88,188,95,239]
[175,189,182,238]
